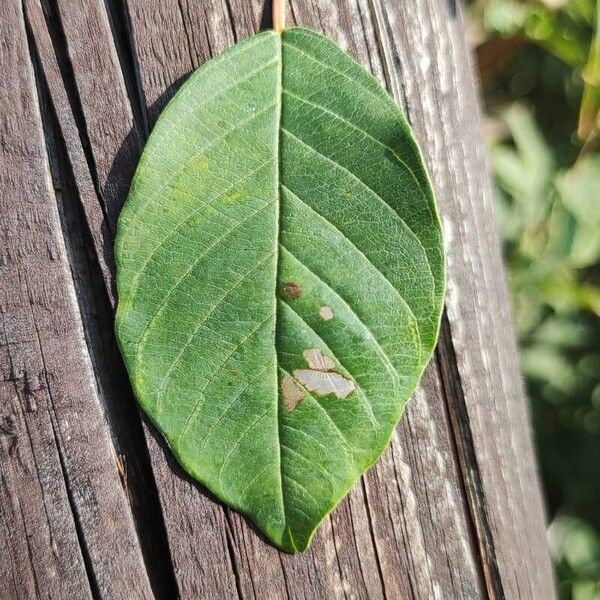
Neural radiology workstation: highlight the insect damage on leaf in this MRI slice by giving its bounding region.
[303,348,335,371]
[282,348,354,408]
[293,369,355,399]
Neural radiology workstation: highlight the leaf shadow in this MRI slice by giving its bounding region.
[259,0,273,31]
[104,0,278,213]
[103,72,189,225]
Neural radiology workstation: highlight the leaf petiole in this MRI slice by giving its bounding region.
[273,0,285,33]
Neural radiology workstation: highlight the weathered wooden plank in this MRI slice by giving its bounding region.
[15,0,556,598]
[49,0,140,233]
[0,2,94,597]
[22,0,120,306]
[120,1,488,598]
[23,1,240,596]
[0,1,154,598]
[368,1,555,596]
[35,0,491,598]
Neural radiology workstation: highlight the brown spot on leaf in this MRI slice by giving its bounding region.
[293,369,355,399]
[319,306,334,320]
[281,375,305,411]
[281,282,302,300]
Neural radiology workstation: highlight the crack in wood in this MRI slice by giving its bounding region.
[18,6,178,596]
[436,315,505,599]
[34,0,111,233]
[103,0,149,139]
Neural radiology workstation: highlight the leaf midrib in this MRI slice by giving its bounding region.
[274,30,287,543]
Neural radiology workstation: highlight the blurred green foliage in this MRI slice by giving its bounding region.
[469,0,600,597]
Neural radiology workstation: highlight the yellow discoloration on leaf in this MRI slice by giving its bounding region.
[195,157,209,173]
[222,190,246,204]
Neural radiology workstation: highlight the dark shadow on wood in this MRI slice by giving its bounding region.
[103,0,149,138]
[446,0,457,18]
[103,73,190,221]
[40,0,113,228]
[259,0,273,31]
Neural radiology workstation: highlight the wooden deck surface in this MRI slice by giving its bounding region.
[0,0,556,598]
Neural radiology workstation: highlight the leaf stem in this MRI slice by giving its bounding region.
[273,0,285,33]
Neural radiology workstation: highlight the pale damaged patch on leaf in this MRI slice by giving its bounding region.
[303,348,335,371]
[293,370,355,399]
[281,375,306,411]
[294,348,355,399]
[281,348,355,408]
[319,306,334,320]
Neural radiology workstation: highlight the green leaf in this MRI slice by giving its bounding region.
[115,27,445,553]
[556,155,600,267]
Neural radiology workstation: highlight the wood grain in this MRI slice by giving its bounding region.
[1,1,153,598]
[2,0,555,598]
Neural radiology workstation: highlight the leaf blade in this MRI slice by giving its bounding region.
[115,27,445,552]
